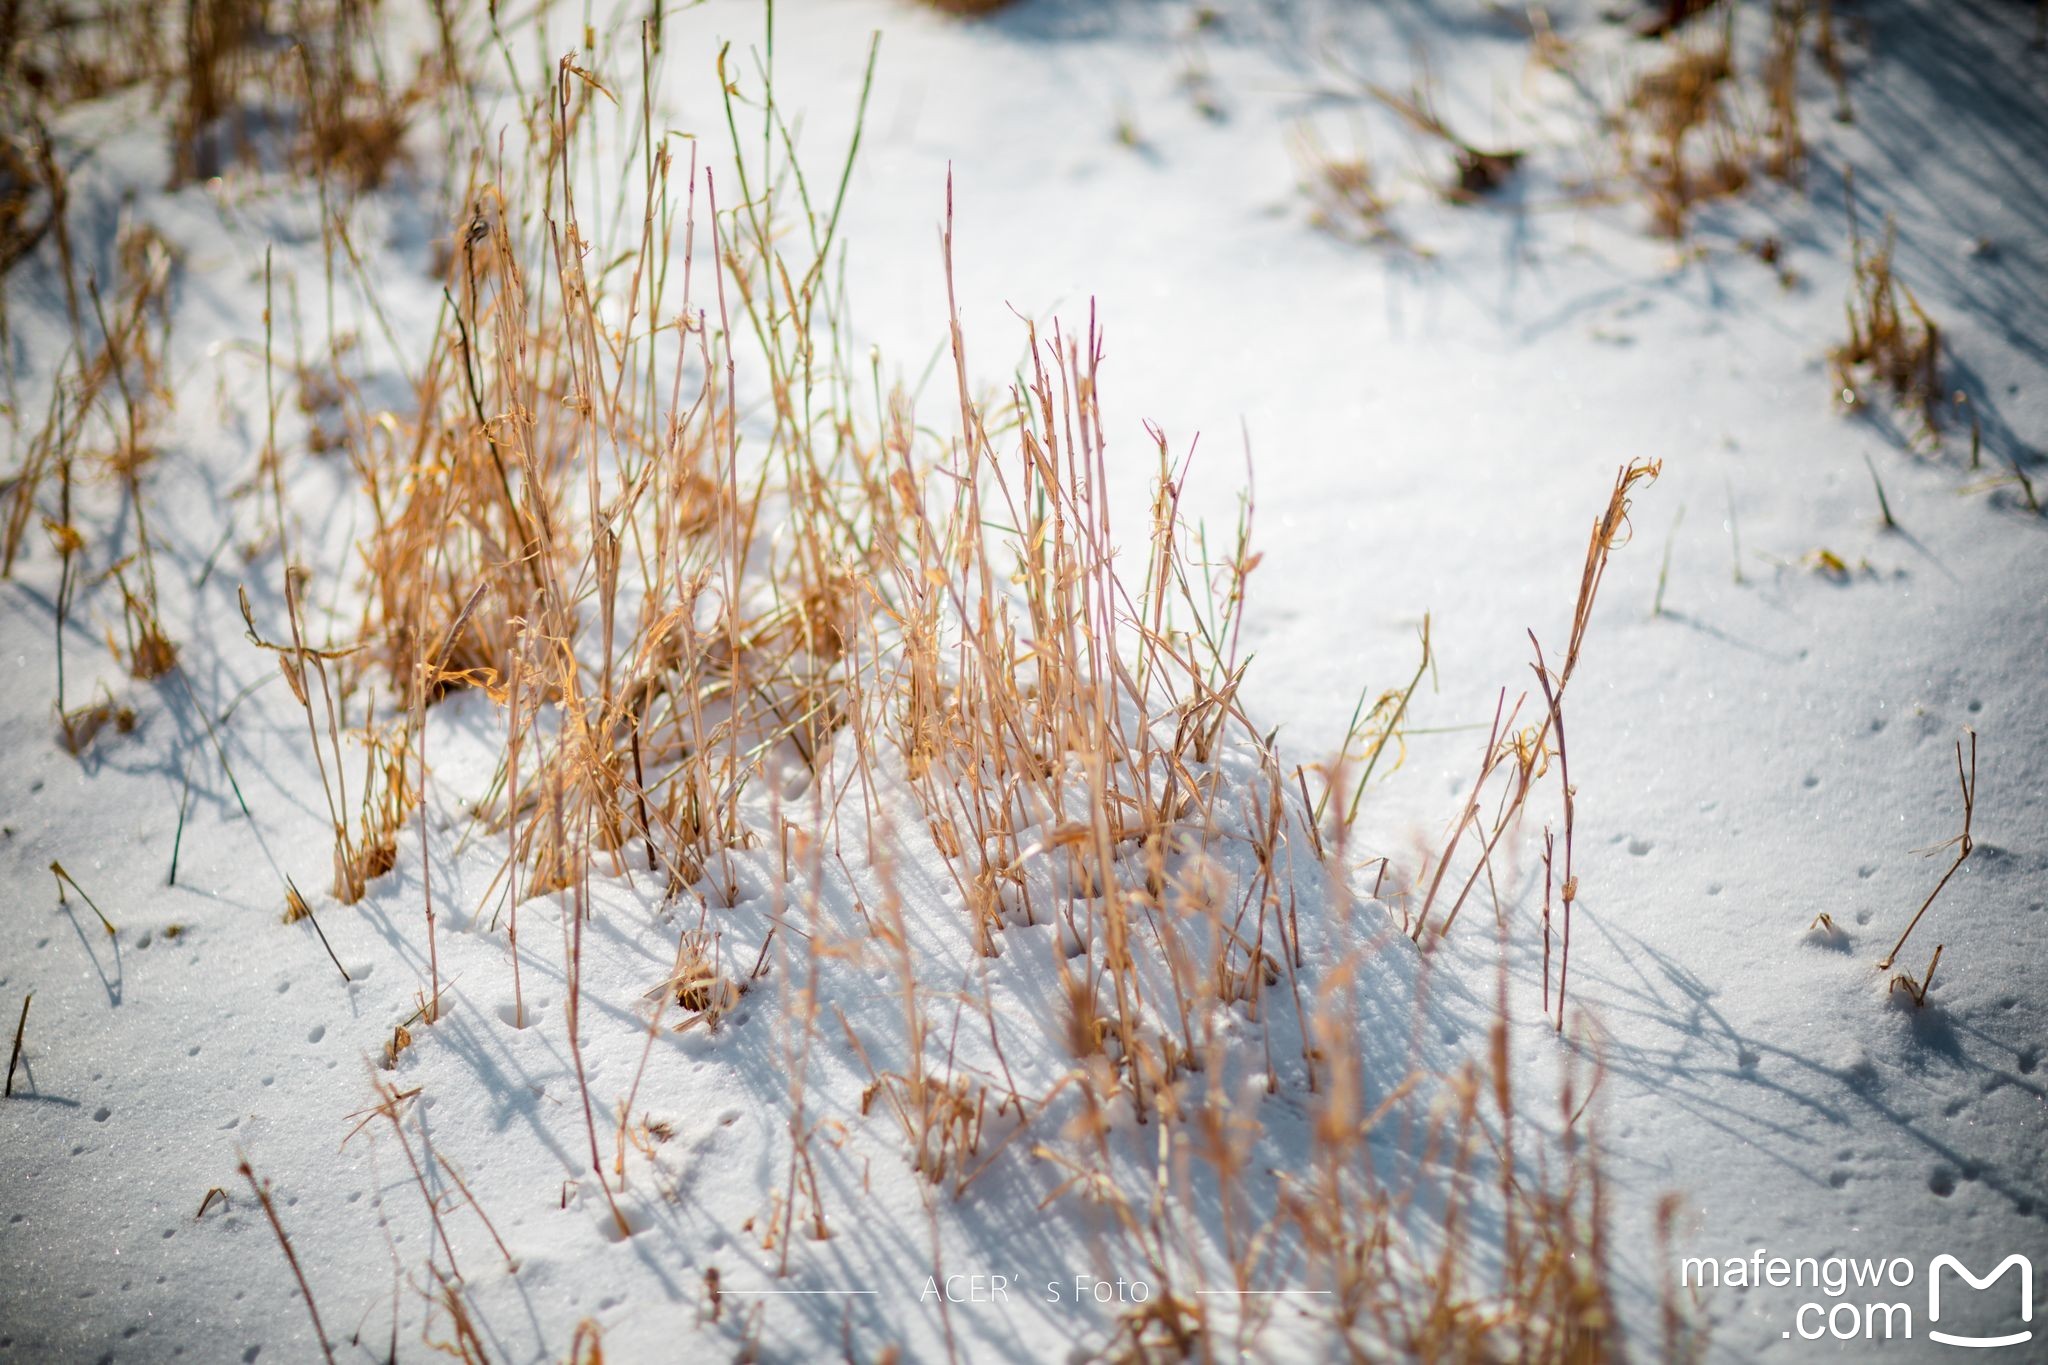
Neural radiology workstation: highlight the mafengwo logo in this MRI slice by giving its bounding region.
[1681,1250,2034,1347]
[1927,1255,2033,1350]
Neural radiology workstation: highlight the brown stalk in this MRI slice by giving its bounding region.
[1876,731,1976,971]
[238,1156,338,1365]
[5,993,28,1096]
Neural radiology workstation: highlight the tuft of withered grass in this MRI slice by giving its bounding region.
[1831,187,1942,442]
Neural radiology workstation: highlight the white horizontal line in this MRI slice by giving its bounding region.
[1196,1290,1332,1296]
[720,1290,877,1296]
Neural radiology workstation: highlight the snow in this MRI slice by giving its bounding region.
[3,1,2045,1361]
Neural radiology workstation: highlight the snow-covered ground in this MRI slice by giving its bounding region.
[4,1,2045,1361]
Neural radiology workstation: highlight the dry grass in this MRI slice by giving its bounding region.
[1814,0,1855,124]
[167,0,418,189]
[1618,14,1750,237]
[1294,124,1397,244]
[5,992,29,1098]
[1592,3,1819,237]
[1876,730,1975,975]
[291,24,422,194]
[0,131,54,282]
[1408,460,1661,1037]
[653,929,743,1033]
[1888,942,1943,1008]
[1760,2,1808,183]
[175,0,265,183]
[1,4,172,109]
[49,858,117,936]
[1631,1,1726,42]
[1292,122,1439,257]
[56,688,135,754]
[1831,197,1942,441]
[6,5,1675,1359]
[1338,5,1820,252]
[1372,77,1525,204]
[5,192,183,741]
[342,20,1642,1338]
[239,1154,339,1365]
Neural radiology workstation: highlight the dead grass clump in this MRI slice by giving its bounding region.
[1831,207,1942,441]
[241,586,410,905]
[1620,16,1749,237]
[1888,943,1943,1008]
[290,14,424,193]
[1293,124,1411,250]
[1814,0,1855,123]
[1631,0,1726,41]
[0,131,53,281]
[1607,4,1828,234]
[110,558,180,679]
[58,689,136,755]
[1761,2,1807,183]
[83,223,183,680]
[176,0,274,184]
[1107,1297,1205,1363]
[654,930,743,1034]
[382,1021,414,1069]
[3,133,82,581]
[863,1069,990,1185]
[4,199,184,742]
[1,5,172,108]
[1297,136,1388,237]
[1277,951,1630,1360]
[300,78,417,193]
[1373,80,1525,203]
